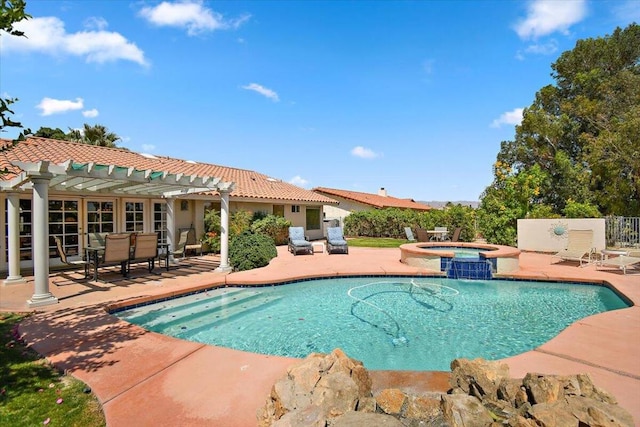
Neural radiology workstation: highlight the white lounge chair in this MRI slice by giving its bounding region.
[404,227,416,242]
[597,251,640,275]
[552,229,594,267]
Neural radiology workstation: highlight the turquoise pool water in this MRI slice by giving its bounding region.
[424,246,489,258]
[115,277,628,371]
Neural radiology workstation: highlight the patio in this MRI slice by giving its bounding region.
[1,247,639,426]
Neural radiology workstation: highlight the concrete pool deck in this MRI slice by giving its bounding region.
[1,246,639,426]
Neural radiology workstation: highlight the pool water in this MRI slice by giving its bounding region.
[115,277,628,371]
[426,246,488,258]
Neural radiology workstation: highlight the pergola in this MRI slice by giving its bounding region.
[1,160,235,307]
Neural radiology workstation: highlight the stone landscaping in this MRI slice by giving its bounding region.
[258,348,634,427]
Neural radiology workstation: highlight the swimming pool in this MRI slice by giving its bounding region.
[114,277,628,371]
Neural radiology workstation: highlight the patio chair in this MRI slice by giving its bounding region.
[597,250,640,275]
[326,227,349,255]
[552,229,594,267]
[451,227,462,242]
[184,228,203,257]
[54,236,89,278]
[416,227,429,242]
[435,226,450,241]
[288,227,313,255]
[170,229,191,259]
[100,233,133,277]
[404,227,417,242]
[130,232,159,272]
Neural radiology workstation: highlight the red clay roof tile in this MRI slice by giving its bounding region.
[312,187,431,210]
[0,137,337,204]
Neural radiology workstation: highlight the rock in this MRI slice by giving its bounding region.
[450,358,510,399]
[523,373,561,404]
[259,352,633,427]
[376,389,407,416]
[441,394,494,427]
[330,411,404,427]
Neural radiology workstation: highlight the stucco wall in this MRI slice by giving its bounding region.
[517,218,606,252]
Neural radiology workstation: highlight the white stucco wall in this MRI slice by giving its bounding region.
[517,218,606,252]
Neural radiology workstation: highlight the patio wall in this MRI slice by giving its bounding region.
[517,218,606,252]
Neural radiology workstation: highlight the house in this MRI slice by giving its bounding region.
[0,137,337,306]
[312,187,431,228]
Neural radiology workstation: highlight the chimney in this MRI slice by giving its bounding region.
[378,187,387,197]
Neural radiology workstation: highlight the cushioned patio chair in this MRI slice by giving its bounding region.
[288,227,313,255]
[404,227,416,242]
[54,236,89,278]
[552,229,594,267]
[326,227,349,255]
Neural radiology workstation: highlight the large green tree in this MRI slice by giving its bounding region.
[482,24,639,224]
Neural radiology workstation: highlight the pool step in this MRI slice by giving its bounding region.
[121,288,264,331]
[118,287,250,323]
[175,295,283,340]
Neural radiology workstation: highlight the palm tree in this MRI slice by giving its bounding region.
[79,124,121,147]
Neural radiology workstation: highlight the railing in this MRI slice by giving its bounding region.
[605,216,640,248]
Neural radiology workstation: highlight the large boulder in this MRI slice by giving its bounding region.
[258,353,634,427]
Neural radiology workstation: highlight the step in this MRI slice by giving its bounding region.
[174,295,283,340]
[119,287,249,323]
[121,288,263,330]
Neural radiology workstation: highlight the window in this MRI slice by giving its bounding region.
[125,201,145,233]
[273,205,284,217]
[153,202,167,244]
[291,205,300,213]
[4,198,33,261]
[86,200,115,236]
[306,207,321,230]
[49,199,79,258]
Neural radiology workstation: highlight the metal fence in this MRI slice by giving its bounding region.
[605,216,640,248]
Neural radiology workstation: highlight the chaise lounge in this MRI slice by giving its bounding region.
[552,229,595,267]
[326,226,349,254]
[288,227,314,255]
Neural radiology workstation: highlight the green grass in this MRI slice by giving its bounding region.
[346,237,409,248]
[0,313,105,427]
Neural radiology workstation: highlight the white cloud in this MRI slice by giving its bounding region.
[82,108,99,118]
[242,83,279,102]
[491,108,524,128]
[0,16,147,66]
[83,17,108,31]
[514,0,587,39]
[289,175,309,187]
[351,146,380,159]
[139,0,251,36]
[37,97,84,116]
[142,144,156,152]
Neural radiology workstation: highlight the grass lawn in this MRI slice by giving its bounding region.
[346,237,409,248]
[0,312,105,427]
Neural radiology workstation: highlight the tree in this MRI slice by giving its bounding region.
[483,23,640,218]
[0,0,31,140]
[33,127,68,140]
[73,123,121,148]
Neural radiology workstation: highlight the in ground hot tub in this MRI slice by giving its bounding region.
[399,242,521,278]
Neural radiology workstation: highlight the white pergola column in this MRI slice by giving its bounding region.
[4,193,26,285]
[165,197,176,263]
[28,177,58,307]
[216,190,232,272]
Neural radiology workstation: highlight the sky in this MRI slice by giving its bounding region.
[1,0,638,202]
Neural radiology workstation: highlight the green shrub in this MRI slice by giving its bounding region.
[251,214,292,245]
[202,209,221,253]
[229,231,277,271]
[563,200,601,218]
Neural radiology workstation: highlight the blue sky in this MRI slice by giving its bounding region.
[1,1,638,202]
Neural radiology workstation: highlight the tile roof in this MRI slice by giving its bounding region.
[312,187,431,210]
[0,137,337,204]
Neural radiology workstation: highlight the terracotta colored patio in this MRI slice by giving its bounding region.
[1,247,639,426]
